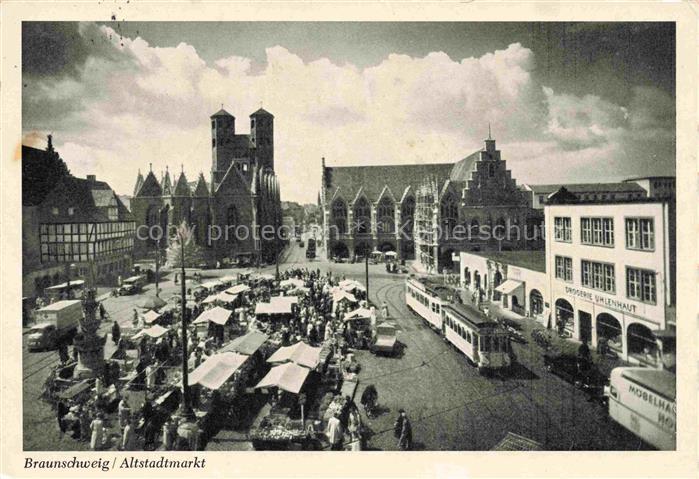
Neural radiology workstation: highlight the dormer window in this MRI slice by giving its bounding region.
[51,207,59,216]
[68,207,75,216]
[243,164,249,172]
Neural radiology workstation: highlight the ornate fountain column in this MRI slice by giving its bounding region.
[72,288,106,379]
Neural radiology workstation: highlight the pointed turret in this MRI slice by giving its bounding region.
[136,168,163,197]
[133,169,144,196]
[162,166,173,195]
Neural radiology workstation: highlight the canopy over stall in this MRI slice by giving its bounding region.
[133,324,169,340]
[220,330,269,356]
[338,279,366,293]
[344,307,374,322]
[226,284,251,295]
[280,278,305,290]
[200,280,224,290]
[332,288,358,304]
[202,292,238,305]
[267,341,321,369]
[193,306,232,326]
[384,251,398,258]
[46,280,86,291]
[494,279,524,295]
[219,275,238,284]
[255,362,310,395]
[142,310,162,324]
[188,352,249,390]
[253,273,275,281]
[255,296,297,316]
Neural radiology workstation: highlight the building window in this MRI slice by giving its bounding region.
[538,195,545,204]
[488,163,495,177]
[332,199,348,235]
[554,217,572,242]
[581,260,615,293]
[581,217,614,247]
[68,207,75,216]
[625,218,655,251]
[555,255,573,282]
[51,207,59,216]
[212,138,216,148]
[627,267,657,304]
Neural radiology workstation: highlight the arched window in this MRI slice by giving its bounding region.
[377,197,395,234]
[331,199,347,235]
[226,205,237,243]
[440,193,458,238]
[401,196,415,235]
[354,197,371,234]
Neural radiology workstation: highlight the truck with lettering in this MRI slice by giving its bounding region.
[604,367,675,450]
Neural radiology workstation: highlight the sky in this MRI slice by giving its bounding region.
[22,22,675,203]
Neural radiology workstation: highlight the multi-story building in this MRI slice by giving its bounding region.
[544,188,675,366]
[22,142,135,298]
[130,107,282,266]
[320,134,542,272]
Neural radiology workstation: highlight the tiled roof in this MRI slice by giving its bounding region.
[449,150,481,182]
[135,171,162,197]
[40,176,134,222]
[211,108,233,118]
[324,162,454,204]
[250,108,274,118]
[233,134,253,151]
[193,173,210,197]
[526,182,646,194]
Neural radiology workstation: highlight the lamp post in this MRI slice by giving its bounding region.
[364,246,370,302]
[177,226,194,422]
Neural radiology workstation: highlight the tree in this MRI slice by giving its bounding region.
[166,221,205,269]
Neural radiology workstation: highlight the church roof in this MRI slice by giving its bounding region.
[194,173,210,197]
[324,162,454,204]
[174,172,191,196]
[449,150,482,182]
[136,171,162,197]
[250,108,274,118]
[211,108,234,118]
[133,170,144,196]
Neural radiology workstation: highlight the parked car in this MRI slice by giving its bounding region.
[117,275,145,296]
[543,353,608,400]
[371,322,398,355]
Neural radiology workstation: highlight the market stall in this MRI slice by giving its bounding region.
[267,341,322,370]
[192,306,233,343]
[226,284,251,296]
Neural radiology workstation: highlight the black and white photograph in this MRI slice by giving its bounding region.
[15,18,682,457]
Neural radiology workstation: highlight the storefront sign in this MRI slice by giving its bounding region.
[564,286,637,314]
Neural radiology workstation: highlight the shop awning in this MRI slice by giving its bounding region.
[255,296,297,315]
[255,362,310,394]
[202,292,238,304]
[267,341,322,369]
[189,352,249,390]
[332,288,358,304]
[494,279,524,295]
[220,330,269,356]
[226,284,251,295]
[193,306,232,326]
[133,324,169,340]
[46,280,86,290]
[142,310,162,324]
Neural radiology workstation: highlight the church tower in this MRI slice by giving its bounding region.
[211,108,236,187]
[250,108,274,172]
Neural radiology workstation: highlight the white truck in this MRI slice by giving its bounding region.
[27,300,83,351]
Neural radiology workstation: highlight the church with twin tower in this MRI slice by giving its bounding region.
[131,106,282,266]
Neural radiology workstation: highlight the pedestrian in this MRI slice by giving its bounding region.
[395,409,412,450]
[162,418,175,450]
[325,412,344,451]
[90,413,104,450]
[56,399,69,438]
[132,309,139,328]
[360,384,378,418]
[112,320,121,345]
[118,396,131,430]
[99,303,106,321]
[121,418,137,451]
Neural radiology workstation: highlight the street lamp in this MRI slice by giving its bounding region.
[177,225,194,423]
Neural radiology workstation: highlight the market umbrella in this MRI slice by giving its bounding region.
[138,295,166,310]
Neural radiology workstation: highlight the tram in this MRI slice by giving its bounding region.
[405,277,511,373]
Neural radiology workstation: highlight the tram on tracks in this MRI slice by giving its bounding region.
[405,276,512,373]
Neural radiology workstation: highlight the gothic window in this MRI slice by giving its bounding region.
[440,194,458,238]
[377,197,395,234]
[488,163,495,177]
[226,206,237,244]
[332,199,347,235]
[401,196,415,235]
[354,197,371,234]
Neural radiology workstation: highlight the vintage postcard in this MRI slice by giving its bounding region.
[1,1,697,478]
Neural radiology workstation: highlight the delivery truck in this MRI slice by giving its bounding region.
[27,300,83,351]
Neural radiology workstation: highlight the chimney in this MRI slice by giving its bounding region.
[87,174,96,182]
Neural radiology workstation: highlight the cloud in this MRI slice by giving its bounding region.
[22,23,675,203]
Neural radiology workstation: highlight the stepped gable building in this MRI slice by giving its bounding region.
[131,107,282,266]
[320,133,542,271]
[22,139,135,298]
